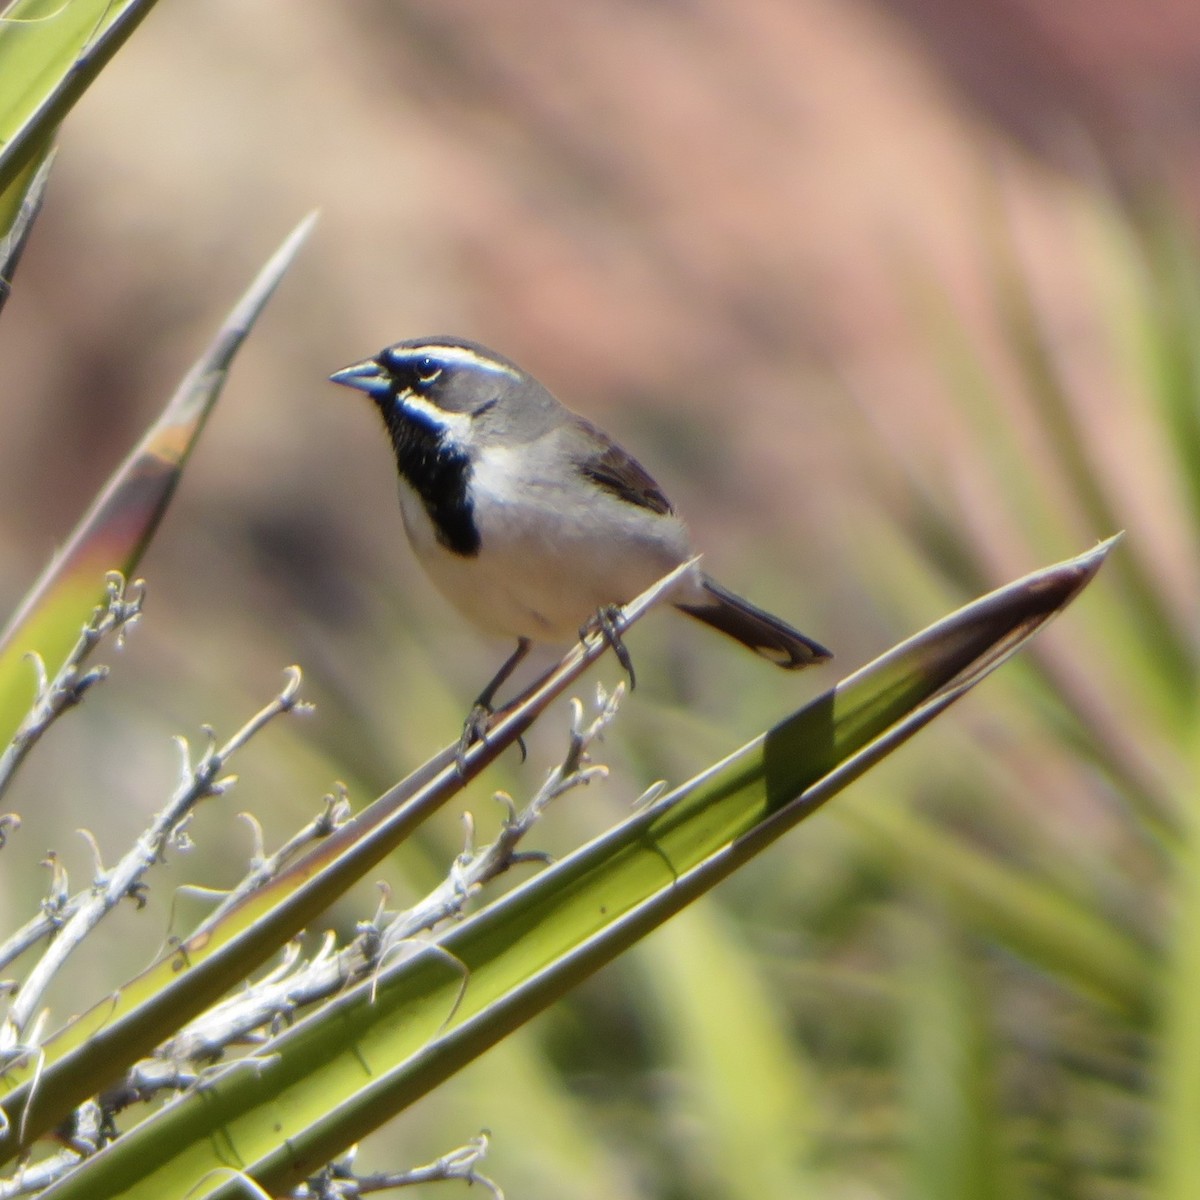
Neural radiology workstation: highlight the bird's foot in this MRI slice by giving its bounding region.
[456,702,492,772]
[582,605,636,690]
[456,702,527,775]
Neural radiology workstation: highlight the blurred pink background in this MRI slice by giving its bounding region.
[4,0,1194,619]
[1,0,1194,894]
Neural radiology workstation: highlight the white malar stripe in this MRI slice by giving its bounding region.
[398,390,475,436]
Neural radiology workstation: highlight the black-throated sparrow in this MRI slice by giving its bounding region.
[331,337,830,737]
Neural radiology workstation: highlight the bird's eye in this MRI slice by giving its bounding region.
[414,356,442,387]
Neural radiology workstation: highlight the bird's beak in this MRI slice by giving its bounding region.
[329,358,391,399]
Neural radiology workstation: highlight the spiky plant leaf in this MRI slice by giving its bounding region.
[0,214,316,749]
[28,539,1114,1198]
[0,0,158,195]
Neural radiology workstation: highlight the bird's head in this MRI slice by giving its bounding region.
[330,336,559,448]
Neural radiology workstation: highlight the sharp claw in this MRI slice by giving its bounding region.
[585,605,636,690]
[457,702,527,772]
[457,703,492,774]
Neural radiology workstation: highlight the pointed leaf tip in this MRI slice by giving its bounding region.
[1030,533,1122,608]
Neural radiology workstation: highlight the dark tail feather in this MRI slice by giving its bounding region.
[676,574,831,669]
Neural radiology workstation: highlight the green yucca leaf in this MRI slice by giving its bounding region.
[985,213,1198,711]
[0,140,53,316]
[0,213,316,751]
[848,799,1153,1021]
[640,907,819,1198]
[1132,207,1200,549]
[0,0,158,196]
[1150,804,1200,1200]
[32,539,1114,1198]
[899,912,1008,1200]
[0,563,688,1161]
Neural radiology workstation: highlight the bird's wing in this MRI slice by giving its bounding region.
[571,419,674,516]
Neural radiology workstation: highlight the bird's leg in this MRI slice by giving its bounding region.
[459,637,532,765]
[476,637,533,711]
[583,605,636,690]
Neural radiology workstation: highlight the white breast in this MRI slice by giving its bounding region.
[398,441,702,643]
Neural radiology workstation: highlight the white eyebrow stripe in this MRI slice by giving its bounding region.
[394,344,522,379]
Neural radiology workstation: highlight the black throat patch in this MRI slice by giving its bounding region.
[379,397,480,557]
